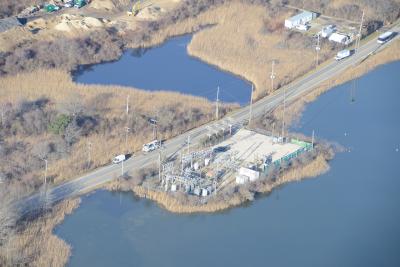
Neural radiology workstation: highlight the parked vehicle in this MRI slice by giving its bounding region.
[112,154,126,164]
[142,140,160,152]
[296,24,310,31]
[74,0,86,8]
[335,49,351,61]
[377,31,395,44]
[44,4,60,12]
[64,0,74,8]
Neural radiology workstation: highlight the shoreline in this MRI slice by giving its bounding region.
[106,152,332,214]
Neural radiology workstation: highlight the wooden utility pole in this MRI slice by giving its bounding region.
[316,34,321,68]
[355,10,365,53]
[270,60,276,91]
[126,95,130,115]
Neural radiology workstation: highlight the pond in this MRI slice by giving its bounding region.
[74,35,252,105]
[57,61,400,267]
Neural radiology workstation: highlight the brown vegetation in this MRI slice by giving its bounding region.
[0,69,234,193]
[185,2,337,98]
[0,198,80,267]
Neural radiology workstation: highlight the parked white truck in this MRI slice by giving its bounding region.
[112,154,126,164]
[142,140,160,152]
[335,49,351,61]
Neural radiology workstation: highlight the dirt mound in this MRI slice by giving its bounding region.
[90,0,116,10]
[136,5,164,20]
[54,15,104,32]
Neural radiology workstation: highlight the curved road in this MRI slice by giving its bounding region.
[19,26,399,214]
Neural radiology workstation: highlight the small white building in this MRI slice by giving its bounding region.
[284,11,317,29]
[320,25,335,38]
[329,32,350,45]
[235,167,260,184]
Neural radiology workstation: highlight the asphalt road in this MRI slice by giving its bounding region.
[19,26,399,214]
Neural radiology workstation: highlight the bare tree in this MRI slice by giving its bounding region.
[58,93,84,117]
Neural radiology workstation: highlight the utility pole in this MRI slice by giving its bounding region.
[187,135,190,154]
[249,84,254,126]
[270,60,276,92]
[315,34,321,68]
[350,10,364,103]
[88,141,92,167]
[125,126,130,152]
[43,159,48,185]
[281,86,286,141]
[126,95,130,115]
[355,10,365,54]
[121,160,124,176]
[216,86,220,120]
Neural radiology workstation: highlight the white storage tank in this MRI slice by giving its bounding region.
[201,188,208,197]
[171,184,177,192]
[193,162,199,170]
[205,158,211,166]
[236,174,250,184]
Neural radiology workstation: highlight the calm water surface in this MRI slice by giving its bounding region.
[57,62,400,267]
[74,35,251,105]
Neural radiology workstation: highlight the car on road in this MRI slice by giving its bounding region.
[112,154,126,164]
[377,31,396,44]
[335,49,351,61]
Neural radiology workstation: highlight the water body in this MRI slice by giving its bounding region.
[74,35,251,105]
[56,61,400,267]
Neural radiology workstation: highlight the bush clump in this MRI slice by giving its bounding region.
[48,114,72,135]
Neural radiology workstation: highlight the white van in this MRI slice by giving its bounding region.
[112,154,126,164]
[335,49,351,61]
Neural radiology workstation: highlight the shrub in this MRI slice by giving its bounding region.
[48,114,72,135]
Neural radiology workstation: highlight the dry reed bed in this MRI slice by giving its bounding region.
[185,2,333,98]
[0,199,80,267]
[0,69,221,183]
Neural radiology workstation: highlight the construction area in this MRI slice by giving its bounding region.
[159,128,312,197]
